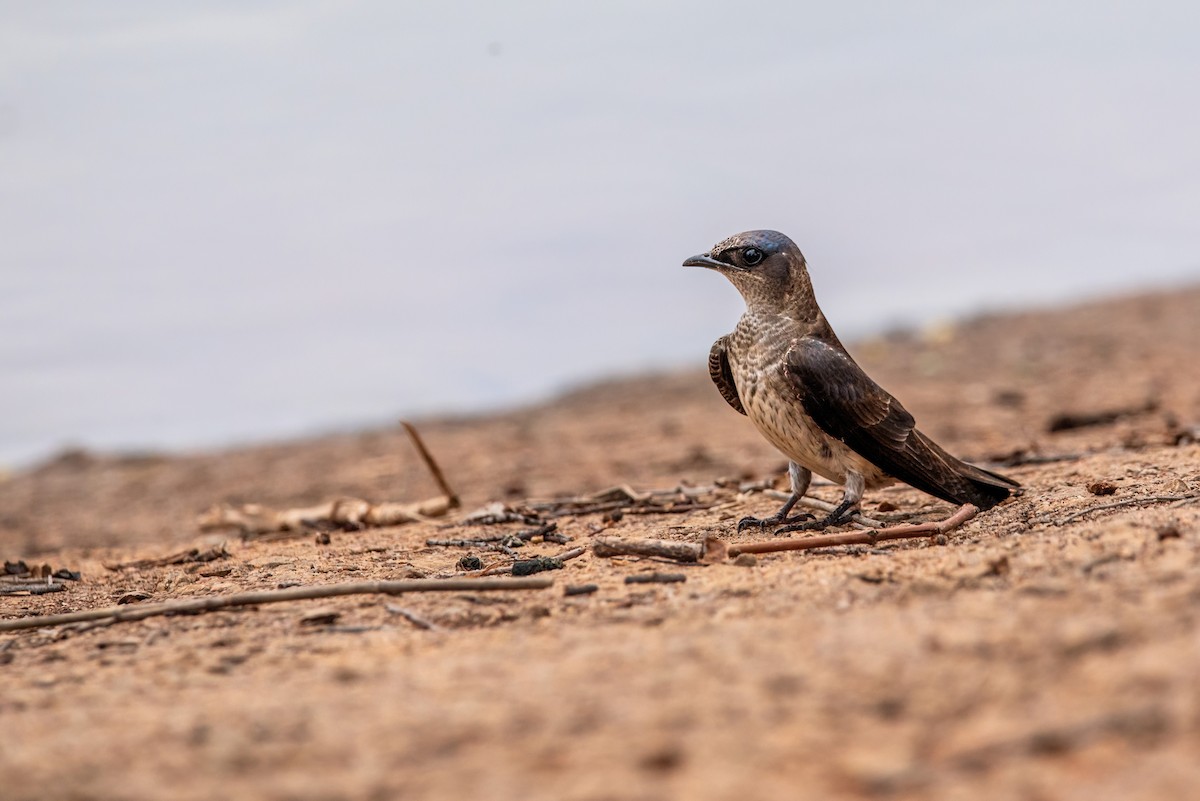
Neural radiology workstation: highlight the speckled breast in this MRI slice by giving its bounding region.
[728,314,893,488]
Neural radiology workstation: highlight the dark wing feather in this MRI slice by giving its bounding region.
[786,338,1016,508]
[708,336,746,415]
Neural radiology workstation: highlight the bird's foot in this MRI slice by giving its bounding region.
[737,511,814,534]
[773,500,859,535]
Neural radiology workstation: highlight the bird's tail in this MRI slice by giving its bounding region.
[955,462,1020,510]
[916,432,1020,511]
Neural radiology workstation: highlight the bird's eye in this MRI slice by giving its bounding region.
[742,247,763,266]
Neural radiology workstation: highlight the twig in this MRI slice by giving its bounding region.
[459,503,543,526]
[104,544,230,571]
[592,537,703,563]
[0,576,553,633]
[1047,399,1157,433]
[625,573,687,585]
[726,504,979,557]
[986,450,1084,467]
[401,421,460,509]
[1050,493,1200,526]
[0,583,66,596]
[514,523,572,544]
[384,604,441,631]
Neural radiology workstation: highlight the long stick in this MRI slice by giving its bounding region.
[0,576,552,633]
[727,504,978,557]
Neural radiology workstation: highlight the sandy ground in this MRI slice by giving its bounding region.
[3,286,1200,801]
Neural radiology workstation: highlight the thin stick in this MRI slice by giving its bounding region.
[625,573,687,585]
[1051,494,1200,526]
[0,576,552,633]
[401,421,460,508]
[384,604,441,631]
[727,504,979,557]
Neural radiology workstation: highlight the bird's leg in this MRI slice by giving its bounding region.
[775,472,864,534]
[737,463,814,532]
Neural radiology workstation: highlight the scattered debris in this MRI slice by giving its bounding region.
[3,561,81,581]
[1,561,82,595]
[117,591,153,604]
[564,584,599,596]
[529,484,720,519]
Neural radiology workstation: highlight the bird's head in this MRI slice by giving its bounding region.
[683,229,814,315]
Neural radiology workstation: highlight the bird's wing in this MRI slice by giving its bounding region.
[708,335,746,415]
[785,337,974,503]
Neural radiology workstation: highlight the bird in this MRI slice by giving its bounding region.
[685,229,1018,534]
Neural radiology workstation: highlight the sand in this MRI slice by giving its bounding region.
[3,286,1200,801]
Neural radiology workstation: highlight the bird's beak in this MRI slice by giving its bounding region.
[683,254,732,270]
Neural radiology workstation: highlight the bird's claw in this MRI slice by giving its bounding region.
[773,507,858,536]
[738,512,814,534]
[736,515,770,533]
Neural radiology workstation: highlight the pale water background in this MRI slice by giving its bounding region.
[3,2,1199,467]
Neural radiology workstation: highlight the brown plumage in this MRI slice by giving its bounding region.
[686,229,1018,532]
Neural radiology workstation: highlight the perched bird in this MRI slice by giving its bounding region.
[685,230,1018,533]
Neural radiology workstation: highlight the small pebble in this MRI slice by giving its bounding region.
[1086,480,1118,496]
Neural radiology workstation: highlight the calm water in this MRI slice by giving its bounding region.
[3,2,1199,467]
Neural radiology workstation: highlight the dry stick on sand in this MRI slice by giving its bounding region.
[591,505,981,564]
[593,537,703,563]
[725,504,979,557]
[1047,493,1200,527]
[0,577,552,633]
[400,420,459,508]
